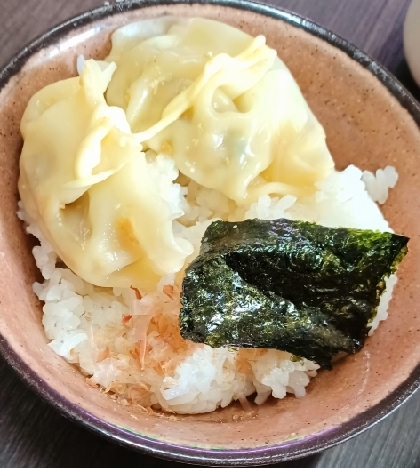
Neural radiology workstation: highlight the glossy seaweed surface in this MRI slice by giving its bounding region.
[181,219,409,368]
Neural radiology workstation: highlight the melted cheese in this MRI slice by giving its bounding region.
[106,18,334,204]
[19,60,193,291]
[19,17,335,290]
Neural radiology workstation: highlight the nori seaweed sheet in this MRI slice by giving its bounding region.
[180,219,409,369]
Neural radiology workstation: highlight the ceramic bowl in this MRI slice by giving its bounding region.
[1,1,420,465]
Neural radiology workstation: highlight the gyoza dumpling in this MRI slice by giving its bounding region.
[19,60,193,291]
[106,18,334,204]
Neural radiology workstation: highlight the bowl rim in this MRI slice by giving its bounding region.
[1,0,420,465]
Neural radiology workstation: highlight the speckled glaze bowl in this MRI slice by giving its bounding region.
[1,1,420,465]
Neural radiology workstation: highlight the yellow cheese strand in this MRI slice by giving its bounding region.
[133,36,276,143]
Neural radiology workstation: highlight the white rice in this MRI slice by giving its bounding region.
[18,161,398,414]
[76,55,85,77]
[362,166,398,205]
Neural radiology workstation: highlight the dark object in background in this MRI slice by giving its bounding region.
[180,219,409,369]
[396,59,420,103]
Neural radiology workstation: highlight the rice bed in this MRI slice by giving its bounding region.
[18,162,397,414]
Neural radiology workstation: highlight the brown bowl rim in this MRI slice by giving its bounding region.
[1,0,420,465]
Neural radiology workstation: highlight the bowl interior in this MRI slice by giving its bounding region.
[1,2,420,463]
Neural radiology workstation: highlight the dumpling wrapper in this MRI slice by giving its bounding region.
[106,18,334,204]
[19,60,193,291]
[19,18,334,291]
